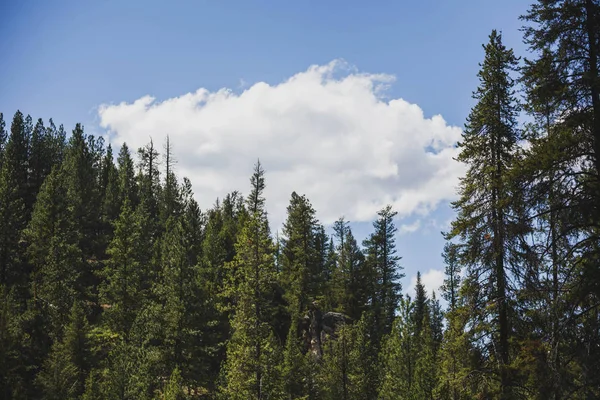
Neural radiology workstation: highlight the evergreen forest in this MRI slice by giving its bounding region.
[1,1,600,398]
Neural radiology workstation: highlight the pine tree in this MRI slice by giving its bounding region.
[320,318,376,400]
[282,319,309,399]
[201,193,246,389]
[99,198,147,336]
[100,144,120,236]
[63,125,105,299]
[319,323,351,400]
[446,30,521,398]
[314,225,333,290]
[25,165,84,328]
[347,313,378,400]
[28,118,53,210]
[363,205,402,342]
[117,143,137,207]
[413,312,438,400]
[47,119,66,168]
[331,218,368,320]
[0,284,29,399]
[101,339,155,400]
[155,214,209,391]
[163,367,184,400]
[137,139,160,221]
[281,192,321,315]
[160,136,180,225]
[219,161,283,399]
[378,297,416,399]
[36,301,90,399]
[413,272,429,338]
[0,113,6,169]
[520,2,600,396]
[0,111,29,289]
[440,243,461,312]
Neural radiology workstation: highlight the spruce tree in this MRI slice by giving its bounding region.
[440,242,461,312]
[155,214,209,391]
[219,161,283,399]
[520,2,600,395]
[378,297,416,399]
[0,113,6,169]
[137,139,161,221]
[413,271,428,338]
[99,198,146,336]
[363,205,402,341]
[160,136,180,225]
[413,312,438,400]
[28,118,53,210]
[0,111,29,289]
[47,119,66,168]
[280,191,320,317]
[36,301,90,399]
[100,144,120,237]
[331,218,368,320]
[446,30,521,398]
[117,143,137,207]
[25,165,84,328]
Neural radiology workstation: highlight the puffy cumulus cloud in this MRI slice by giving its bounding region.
[408,269,445,298]
[98,60,464,228]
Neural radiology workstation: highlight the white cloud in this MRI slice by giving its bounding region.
[407,269,445,298]
[399,220,421,235]
[98,60,464,228]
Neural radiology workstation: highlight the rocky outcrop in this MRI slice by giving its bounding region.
[300,301,352,359]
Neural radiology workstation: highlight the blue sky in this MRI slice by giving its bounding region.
[0,0,531,298]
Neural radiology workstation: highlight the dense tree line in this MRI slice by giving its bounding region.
[1,0,599,398]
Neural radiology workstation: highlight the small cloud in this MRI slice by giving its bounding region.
[399,220,421,234]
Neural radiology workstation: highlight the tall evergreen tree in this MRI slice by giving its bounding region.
[331,218,368,320]
[160,136,180,224]
[440,242,461,312]
[446,30,521,398]
[28,118,53,210]
[219,161,283,399]
[363,205,402,341]
[155,214,210,391]
[378,297,416,399]
[36,301,90,399]
[137,139,160,221]
[25,165,84,328]
[413,271,429,338]
[281,191,320,316]
[99,199,147,336]
[520,2,600,396]
[117,143,137,207]
[0,113,6,169]
[99,144,120,252]
[0,111,29,289]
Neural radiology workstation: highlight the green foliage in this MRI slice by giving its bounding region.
[280,191,320,316]
[330,218,369,321]
[162,368,184,400]
[0,111,29,290]
[446,29,522,399]
[219,161,283,400]
[3,9,600,394]
[36,301,90,399]
[100,198,147,335]
[379,297,416,399]
[363,205,403,341]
